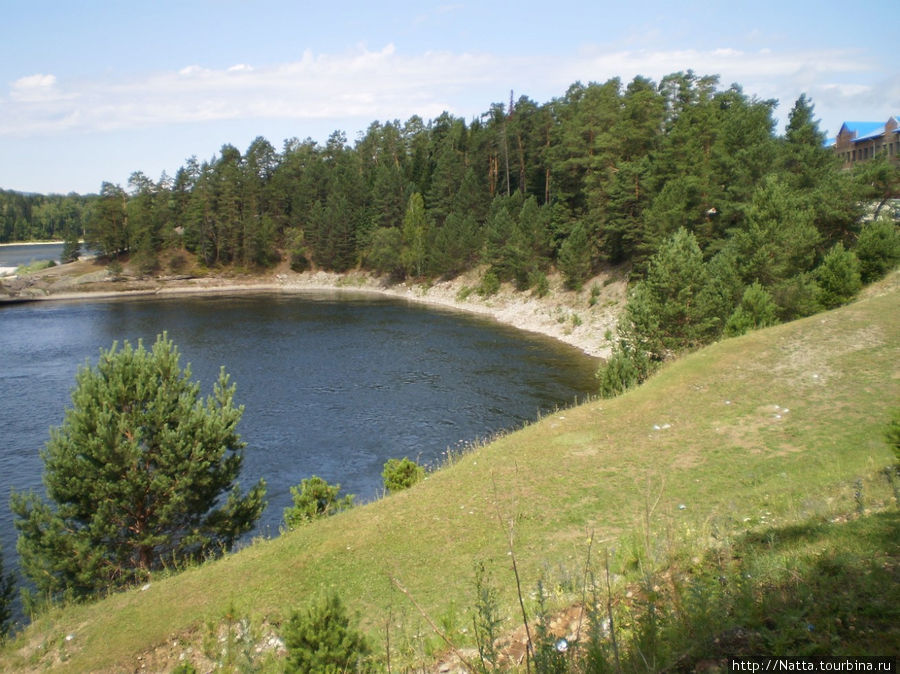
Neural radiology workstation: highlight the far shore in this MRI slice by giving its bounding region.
[0,240,65,246]
[1,263,626,359]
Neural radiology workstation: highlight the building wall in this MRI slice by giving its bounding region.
[832,118,900,168]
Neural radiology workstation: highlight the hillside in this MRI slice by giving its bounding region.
[1,273,897,672]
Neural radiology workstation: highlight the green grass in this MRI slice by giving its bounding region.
[1,274,898,672]
[14,259,56,274]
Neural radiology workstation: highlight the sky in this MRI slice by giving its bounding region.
[1,0,898,195]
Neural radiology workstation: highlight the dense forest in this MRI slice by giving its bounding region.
[2,72,898,369]
[0,190,93,244]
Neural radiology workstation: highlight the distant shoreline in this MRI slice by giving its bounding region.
[0,240,65,247]
[1,266,625,359]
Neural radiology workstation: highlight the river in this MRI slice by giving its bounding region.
[0,242,67,274]
[0,292,597,580]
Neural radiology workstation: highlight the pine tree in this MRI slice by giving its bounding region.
[622,228,720,359]
[282,593,371,673]
[724,281,779,337]
[816,243,862,309]
[401,192,428,278]
[11,334,266,602]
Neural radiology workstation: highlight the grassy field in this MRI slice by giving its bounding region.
[1,274,897,672]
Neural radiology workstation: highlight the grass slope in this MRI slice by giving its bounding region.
[2,274,898,672]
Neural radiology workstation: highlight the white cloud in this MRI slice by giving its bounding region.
[13,73,57,89]
[0,43,894,140]
[9,73,60,103]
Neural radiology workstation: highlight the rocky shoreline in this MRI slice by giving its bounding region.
[0,260,626,359]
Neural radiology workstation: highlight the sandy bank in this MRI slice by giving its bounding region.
[1,266,626,359]
[0,240,65,247]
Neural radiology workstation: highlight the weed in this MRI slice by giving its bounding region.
[472,561,504,672]
[457,285,474,301]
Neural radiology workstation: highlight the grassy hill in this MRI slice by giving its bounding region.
[1,274,898,672]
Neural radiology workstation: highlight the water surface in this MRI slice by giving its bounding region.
[0,293,597,561]
[0,242,65,268]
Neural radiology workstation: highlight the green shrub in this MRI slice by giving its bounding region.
[283,476,354,529]
[471,561,503,671]
[15,259,55,274]
[530,271,550,298]
[855,217,900,283]
[724,281,779,337]
[106,259,123,279]
[477,270,500,297]
[282,593,371,673]
[771,271,822,320]
[589,282,601,306]
[887,409,900,466]
[382,457,425,494]
[596,342,654,399]
[290,248,310,273]
[456,285,474,302]
[816,242,862,309]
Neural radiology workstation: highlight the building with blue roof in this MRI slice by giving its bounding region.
[829,117,900,167]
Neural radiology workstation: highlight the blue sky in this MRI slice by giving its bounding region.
[2,0,898,195]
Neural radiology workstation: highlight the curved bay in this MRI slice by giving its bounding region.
[0,292,597,550]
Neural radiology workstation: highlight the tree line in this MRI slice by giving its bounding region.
[2,73,893,286]
[5,72,897,383]
[0,190,92,244]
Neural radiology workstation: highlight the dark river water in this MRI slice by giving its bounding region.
[0,292,597,583]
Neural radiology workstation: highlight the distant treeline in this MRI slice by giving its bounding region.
[0,190,95,243]
[2,72,896,293]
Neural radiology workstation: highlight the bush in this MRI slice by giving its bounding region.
[290,247,310,273]
[283,476,354,529]
[382,457,425,493]
[887,409,900,466]
[816,242,862,309]
[282,593,371,673]
[106,259,123,279]
[589,282,601,306]
[596,343,653,398]
[530,271,550,298]
[855,217,900,283]
[771,272,822,320]
[477,270,500,297]
[724,281,779,337]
